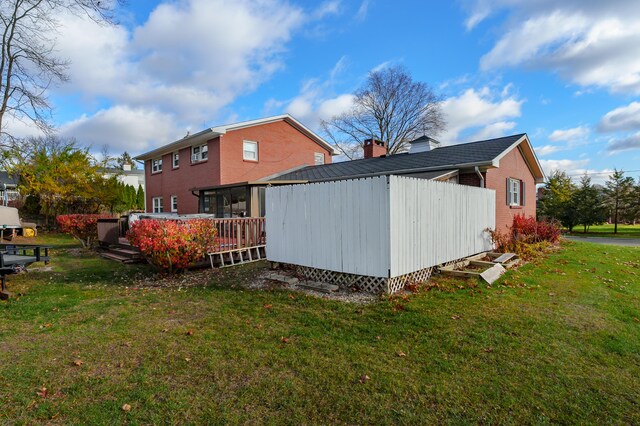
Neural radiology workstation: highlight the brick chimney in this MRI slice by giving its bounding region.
[363,138,386,159]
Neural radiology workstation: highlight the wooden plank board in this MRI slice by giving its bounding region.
[494,253,516,263]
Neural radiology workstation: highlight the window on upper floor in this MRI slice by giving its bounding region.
[507,178,525,206]
[151,158,162,173]
[243,140,258,161]
[152,196,163,213]
[314,152,325,165]
[192,144,208,163]
[172,152,179,168]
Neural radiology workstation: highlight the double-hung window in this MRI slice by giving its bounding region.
[243,140,258,161]
[314,152,325,165]
[170,195,178,212]
[151,158,162,173]
[507,178,525,206]
[152,197,163,213]
[172,152,179,168]
[192,144,208,163]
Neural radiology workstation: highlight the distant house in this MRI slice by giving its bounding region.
[0,171,20,207]
[135,114,336,215]
[103,163,146,189]
[267,134,545,232]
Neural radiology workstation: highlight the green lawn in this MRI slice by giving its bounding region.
[1,234,639,424]
[568,223,640,238]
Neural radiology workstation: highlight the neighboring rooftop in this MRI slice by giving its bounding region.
[0,171,19,186]
[268,133,544,183]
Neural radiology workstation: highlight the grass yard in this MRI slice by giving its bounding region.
[569,223,640,238]
[1,234,639,424]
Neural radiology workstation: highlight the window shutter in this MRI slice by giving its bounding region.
[506,178,510,205]
[521,181,526,206]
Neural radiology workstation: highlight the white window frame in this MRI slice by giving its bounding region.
[243,140,258,161]
[191,144,208,163]
[314,152,325,165]
[170,195,178,213]
[151,158,162,173]
[152,196,163,213]
[509,178,521,206]
[172,152,179,168]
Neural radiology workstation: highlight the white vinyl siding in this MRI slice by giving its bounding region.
[266,176,495,278]
[170,195,178,212]
[314,152,325,165]
[152,197,163,213]
[243,140,258,161]
[151,158,162,173]
[191,144,208,163]
[172,152,179,168]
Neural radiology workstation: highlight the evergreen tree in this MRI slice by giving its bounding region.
[136,185,145,211]
[573,175,606,232]
[603,170,635,234]
[538,171,577,231]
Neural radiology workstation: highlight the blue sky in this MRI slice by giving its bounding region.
[8,0,640,182]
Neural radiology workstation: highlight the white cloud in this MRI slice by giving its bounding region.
[598,101,640,132]
[470,121,516,140]
[539,159,590,176]
[466,0,640,94]
[606,132,640,153]
[355,0,370,21]
[548,126,590,142]
[59,106,179,153]
[535,145,562,156]
[47,0,328,154]
[439,86,523,143]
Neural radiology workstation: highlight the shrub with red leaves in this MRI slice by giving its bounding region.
[487,214,561,258]
[57,214,113,247]
[126,219,218,272]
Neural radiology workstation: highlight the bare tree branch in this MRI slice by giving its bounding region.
[321,65,445,159]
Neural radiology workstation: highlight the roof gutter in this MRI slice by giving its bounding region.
[474,166,485,188]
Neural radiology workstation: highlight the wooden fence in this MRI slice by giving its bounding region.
[266,175,495,278]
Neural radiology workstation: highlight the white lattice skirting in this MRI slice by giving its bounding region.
[295,266,434,294]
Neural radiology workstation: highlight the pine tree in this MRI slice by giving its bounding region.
[603,170,635,234]
[136,185,145,211]
[538,171,577,231]
[573,175,606,232]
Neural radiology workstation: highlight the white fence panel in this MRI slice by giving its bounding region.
[389,175,495,277]
[266,176,391,278]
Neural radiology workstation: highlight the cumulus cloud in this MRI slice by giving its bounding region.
[606,132,640,153]
[535,145,562,157]
[549,126,590,142]
[46,0,326,154]
[539,158,590,176]
[598,102,640,132]
[465,0,640,94]
[439,86,523,143]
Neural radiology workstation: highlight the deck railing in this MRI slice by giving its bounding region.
[210,217,266,253]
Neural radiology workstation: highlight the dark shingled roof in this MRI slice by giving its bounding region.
[269,134,526,182]
[0,171,19,185]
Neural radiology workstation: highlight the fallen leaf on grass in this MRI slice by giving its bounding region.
[161,328,169,333]
[186,330,193,336]
[375,336,381,340]
[36,387,48,398]
[263,304,273,310]
[184,357,191,362]
[396,351,406,357]
[71,360,83,367]
[548,292,556,296]
[483,347,493,353]
[451,315,461,320]
[359,375,370,384]
[280,336,290,344]
[122,404,131,412]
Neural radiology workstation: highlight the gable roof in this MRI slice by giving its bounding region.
[135,114,337,161]
[267,133,545,183]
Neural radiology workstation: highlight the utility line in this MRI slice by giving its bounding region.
[567,169,640,177]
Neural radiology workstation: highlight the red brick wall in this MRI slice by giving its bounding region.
[458,172,486,187]
[485,147,537,232]
[144,119,333,214]
[218,120,332,184]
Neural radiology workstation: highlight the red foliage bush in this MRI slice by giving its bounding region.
[57,214,113,247]
[487,214,561,258]
[126,219,218,272]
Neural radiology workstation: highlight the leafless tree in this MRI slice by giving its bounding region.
[0,0,121,145]
[321,65,445,159]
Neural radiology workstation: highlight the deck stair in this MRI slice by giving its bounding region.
[99,244,145,264]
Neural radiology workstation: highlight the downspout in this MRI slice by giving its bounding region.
[474,166,485,188]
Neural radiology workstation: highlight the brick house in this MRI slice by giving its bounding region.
[268,134,545,232]
[135,114,336,216]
